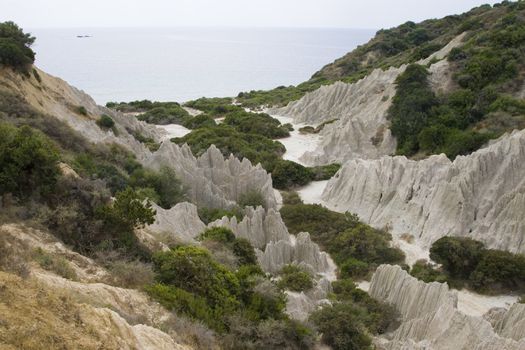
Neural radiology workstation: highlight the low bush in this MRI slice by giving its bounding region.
[409,259,448,283]
[271,160,313,189]
[182,113,216,129]
[199,227,258,267]
[76,106,88,116]
[96,114,115,129]
[310,302,372,350]
[32,248,78,280]
[277,265,314,292]
[0,123,60,199]
[429,237,525,294]
[223,110,290,138]
[238,190,266,208]
[137,104,190,125]
[309,163,341,181]
[280,203,404,279]
[197,207,243,225]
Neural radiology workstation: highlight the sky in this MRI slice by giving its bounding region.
[1,0,502,29]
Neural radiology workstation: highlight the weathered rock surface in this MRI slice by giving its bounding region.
[271,69,399,166]
[323,129,525,254]
[148,202,206,243]
[369,265,525,350]
[147,143,277,209]
[1,67,278,210]
[270,34,466,166]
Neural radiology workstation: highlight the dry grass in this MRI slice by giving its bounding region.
[0,271,105,349]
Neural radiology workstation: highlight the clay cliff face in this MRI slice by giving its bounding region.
[270,34,465,166]
[322,129,525,254]
[369,265,525,350]
[0,67,278,210]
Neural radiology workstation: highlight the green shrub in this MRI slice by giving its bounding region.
[388,64,437,155]
[137,104,190,125]
[0,123,60,199]
[277,265,314,292]
[152,246,240,312]
[232,238,258,266]
[223,110,290,138]
[33,248,78,280]
[238,190,266,208]
[96,114,115,129]
[280,203,404,278]
[96,187,156,250]
[199,227,257,266]
[145,283,219,329]
[182,113,216,129]
[310,302,372,350]
[309,163,341,181]
[430,237,485,279]
[429,237,525,294]
[199,227,236,243]
[197,207,243,224]
[271,160,313,190]
[469,250,525,293]
[410,260,448,283]
[171,124,285,165]
[76,106,88,116]
[129,166,185,209]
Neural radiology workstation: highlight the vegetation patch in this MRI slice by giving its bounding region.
[280,202,404,279]
[277,264,314,292]
[410,236,525,294]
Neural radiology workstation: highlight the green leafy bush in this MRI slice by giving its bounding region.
[0,123,60,199]
[271,160,313,190]
[137,104,190,125]
[129,166,185,209]
[410,260,448,283]
[280,203,404,279]
[310,302,372,350]
[429,237,525,294]
[96,114,115,129]
[430,237,485,279]
[76,106,88,116]
[152,246,241,310]
[238,190,266,208]
[182,113,216,129]
[33,248,78,280]
[223,110,290,138]
[197,207,243,224]
[277,265,314,292]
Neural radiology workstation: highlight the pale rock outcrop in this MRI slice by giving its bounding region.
[490,303,525,341]
[270,33,466,166]
[369,265,525,350]
[148,202,206,243]
[147,143,277,209]
[209,206,288,249]
[272,68,400,166]
[322,129,525,254]
[81,307,191,350]
[1,66,278,210]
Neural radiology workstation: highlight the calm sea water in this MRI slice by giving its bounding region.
[31,27,375,104]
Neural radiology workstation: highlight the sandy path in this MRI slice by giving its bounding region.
[156,124,191,140]
[271,115,322,166]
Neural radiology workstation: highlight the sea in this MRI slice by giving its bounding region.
[31,27,375,104]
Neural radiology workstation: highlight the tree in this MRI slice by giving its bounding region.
[310,303,372,350]
[430,237,485,279]
[0,124,60,199]
[0,21,36,71]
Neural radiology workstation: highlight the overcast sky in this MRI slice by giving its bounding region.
[2,0,501,29]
